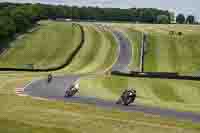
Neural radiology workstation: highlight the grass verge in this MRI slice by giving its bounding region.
[121,28,142,71]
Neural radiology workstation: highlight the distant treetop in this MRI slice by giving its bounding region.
[0,2,174,46]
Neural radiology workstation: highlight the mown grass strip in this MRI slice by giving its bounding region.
[63,25,118,74]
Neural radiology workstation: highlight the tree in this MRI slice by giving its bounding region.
[176,14,185,24]
[10,7,31,33]
[157,15,170,24]
[0,2,175,46]
[0,16,16,40]
[186,15,195,24]
[139,9,155,23]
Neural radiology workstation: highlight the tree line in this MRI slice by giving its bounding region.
[0,2,197,47]
[0,2,174,45]
[176,14,196,24]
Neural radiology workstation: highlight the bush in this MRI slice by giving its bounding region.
[177,32,183,36]
[0,16,16,40]
[176,14,185,24]
[157,15,170,24]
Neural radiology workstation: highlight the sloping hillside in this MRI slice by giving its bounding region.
[0,21,82,69]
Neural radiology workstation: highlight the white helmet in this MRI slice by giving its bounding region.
[74,83,79,89]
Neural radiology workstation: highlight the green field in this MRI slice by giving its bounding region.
[144,32,200,74]
[1,22,200,132]
[0,21,82,69]
[127,24,200,74]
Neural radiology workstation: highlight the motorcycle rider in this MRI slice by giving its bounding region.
[123,89,136,101]
[65,83,79,97]
[116,88,136,105]
[47,73,53,83]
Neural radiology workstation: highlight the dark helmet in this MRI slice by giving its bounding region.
[128,88,136,94]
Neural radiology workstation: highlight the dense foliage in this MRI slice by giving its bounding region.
[157,15,170,24]
[186,15,195,24]
[0,2,173,46]
[176,14,185,24]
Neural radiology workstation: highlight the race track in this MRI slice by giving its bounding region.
[24,29,132,98]
[23,26,200,123]
[111,31,132,73]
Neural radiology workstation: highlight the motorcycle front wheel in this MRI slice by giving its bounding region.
[123,97,134,106]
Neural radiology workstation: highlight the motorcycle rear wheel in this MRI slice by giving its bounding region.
[116,98,123,104]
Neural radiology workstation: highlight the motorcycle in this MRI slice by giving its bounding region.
[116,89,136,106]
[64,84,79,97]
[47,74,53,83]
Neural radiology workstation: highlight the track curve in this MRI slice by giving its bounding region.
[24,28,132,98]
[111,31,132,73]
[23,26,200,123]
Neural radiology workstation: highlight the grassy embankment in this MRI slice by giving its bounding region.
[62,24,118,74]
[129,24,200,75]
[0,21,82,69]
[143,32,200,74]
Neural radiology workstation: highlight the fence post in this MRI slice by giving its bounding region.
[140,33,147,72]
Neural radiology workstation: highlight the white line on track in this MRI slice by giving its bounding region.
[15,79,40,96]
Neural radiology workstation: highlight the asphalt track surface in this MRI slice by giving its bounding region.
[24,29,200,123]
[111,31,132,73]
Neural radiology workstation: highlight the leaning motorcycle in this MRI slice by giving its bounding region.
[116,89,136,106]
[47,74,53,83]
[64,84,79,97]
